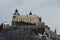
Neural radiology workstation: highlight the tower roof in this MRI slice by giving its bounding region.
[15,9,18,12]
[13,9,20,16]
[29,11,32,15]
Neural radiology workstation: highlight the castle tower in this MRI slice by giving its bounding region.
[13,9,20,18]
[3,21,9,29]
[12,9,20,27]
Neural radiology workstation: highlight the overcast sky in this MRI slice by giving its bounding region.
[0,0,60,34]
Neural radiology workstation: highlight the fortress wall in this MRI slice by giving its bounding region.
[12,15,40,25]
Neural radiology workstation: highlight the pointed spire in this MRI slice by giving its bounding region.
[15,9,18,12]
[29,11,32,15]
[13,9,20,16]
[55,28,57,34]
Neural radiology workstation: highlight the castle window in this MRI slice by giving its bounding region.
[13,16,16,18]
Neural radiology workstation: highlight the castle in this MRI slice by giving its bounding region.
[12,9,41,27]
[0,9,60,40]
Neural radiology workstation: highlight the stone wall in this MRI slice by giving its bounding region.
[12,15,41,25]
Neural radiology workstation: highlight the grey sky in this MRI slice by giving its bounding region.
[0,0,60,34]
